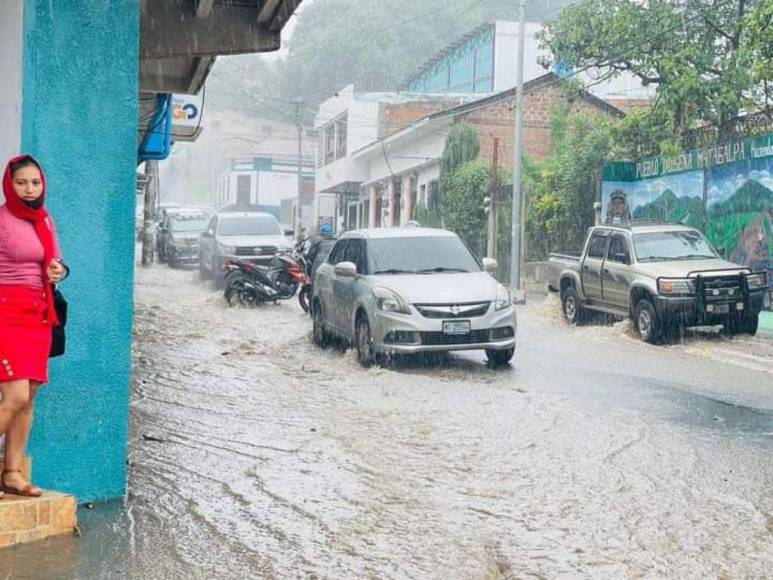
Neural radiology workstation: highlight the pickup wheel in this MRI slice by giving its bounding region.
[634,299,663,344]
[561,286,586,325]
[724,312,758,337]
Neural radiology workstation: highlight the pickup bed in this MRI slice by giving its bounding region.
[548,224,769,343]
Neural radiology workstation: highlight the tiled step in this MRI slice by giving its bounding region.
[0,455,78,548]
[0,492,77,547]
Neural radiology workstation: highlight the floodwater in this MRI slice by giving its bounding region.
[2,264,772,579]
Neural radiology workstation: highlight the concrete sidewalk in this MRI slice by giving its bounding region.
[759,311,773,337]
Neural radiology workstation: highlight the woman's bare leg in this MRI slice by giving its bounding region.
[0,380,32,497]
[3,382,40,491]
[0,380,31,436]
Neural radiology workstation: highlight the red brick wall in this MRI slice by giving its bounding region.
[460,83,619,167]
[381,101,465,137]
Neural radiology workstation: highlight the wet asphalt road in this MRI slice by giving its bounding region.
[3,264,773,579]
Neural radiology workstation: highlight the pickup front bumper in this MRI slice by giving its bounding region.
[654,289,766,326]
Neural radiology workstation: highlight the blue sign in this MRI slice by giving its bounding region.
[139,93,173,161]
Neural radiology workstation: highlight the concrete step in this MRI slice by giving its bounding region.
[0,492,77,547]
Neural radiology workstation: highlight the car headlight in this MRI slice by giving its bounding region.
[658,278,695,295]
[495,283,512,311]
[373,287,411,314]
[746,272,767,290]
[218,243,236,255]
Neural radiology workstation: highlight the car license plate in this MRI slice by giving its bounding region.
[443,320,470,335]
[715,303,730,314]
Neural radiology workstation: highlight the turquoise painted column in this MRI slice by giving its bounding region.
[21,0,140,502]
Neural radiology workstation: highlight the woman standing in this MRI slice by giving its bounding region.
[0,155,66,499]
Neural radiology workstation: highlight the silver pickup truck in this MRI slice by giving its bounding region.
[548,223,768,343]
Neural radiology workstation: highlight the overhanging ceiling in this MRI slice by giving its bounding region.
[140,0,302,95]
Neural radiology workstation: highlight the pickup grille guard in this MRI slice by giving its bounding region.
[658,267,757,312]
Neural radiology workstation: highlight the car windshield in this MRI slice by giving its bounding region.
[218,216,282,236]
[171,217,209,233]
[368,236,481,275]
[633,231,718,262]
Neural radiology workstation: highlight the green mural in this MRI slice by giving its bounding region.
[602,132,773,290]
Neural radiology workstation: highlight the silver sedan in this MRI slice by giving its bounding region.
[311,227,517,367]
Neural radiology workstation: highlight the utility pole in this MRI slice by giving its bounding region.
[141,159,159,266]
[294,98,303,240]
[487,137,500,259]
[509,0,526,294]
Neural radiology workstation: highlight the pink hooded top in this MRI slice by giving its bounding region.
[0,204,63,288]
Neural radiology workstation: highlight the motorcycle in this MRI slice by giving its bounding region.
[223,247,308,307]
[294,238,313,313]
[223,260,279,306]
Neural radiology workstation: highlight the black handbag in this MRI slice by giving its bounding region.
[49,286,68,358]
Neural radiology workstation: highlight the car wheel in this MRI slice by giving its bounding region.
[355,315,375,368]
[213,257,226,289]
[486,347,514,367]
[198,254,210,280]
[561,286,585,325]
[312,302,331,348]
[634,299,662,344]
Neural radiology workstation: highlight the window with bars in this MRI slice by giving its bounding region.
[323,123,335,165]
[335,115,347,159]
[319,114,348,166]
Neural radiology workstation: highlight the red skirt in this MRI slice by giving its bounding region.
[0,285,52,384]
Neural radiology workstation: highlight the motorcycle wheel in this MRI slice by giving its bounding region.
[224,272,254,307]
[298,285,311,313]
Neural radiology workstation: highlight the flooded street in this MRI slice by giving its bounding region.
[5,263,773,579]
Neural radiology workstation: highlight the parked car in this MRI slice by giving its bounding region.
[154,203,183,259]
[311,227,517,367]
[548,223,768,343]
[157,209,210,267]
[198,212,292,281]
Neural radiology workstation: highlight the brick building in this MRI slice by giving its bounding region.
[313,86,475,232]
[347,72,625,230]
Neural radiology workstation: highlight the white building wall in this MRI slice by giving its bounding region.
[257,171,298,206]
[366,128,447,183]
[493,21,546,92]
[0,0,23,182]
[315,86,381,193]
[492,20,655,100]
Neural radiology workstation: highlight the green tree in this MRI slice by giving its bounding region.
[539,0,771,154]
[440,123,480,177]
[440,160,492,257]
[526,104,615,259]
[748,0,773,115]
[210,0,577,121]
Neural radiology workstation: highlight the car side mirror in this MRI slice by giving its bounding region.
[284,229,294,237]
[615,252,630,264]
[482,257,498,274]
[334,261,357,278]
